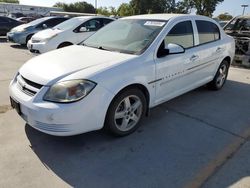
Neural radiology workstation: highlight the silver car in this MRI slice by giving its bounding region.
[7,16,68,45]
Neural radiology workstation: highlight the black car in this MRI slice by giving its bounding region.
[0,16,22,36]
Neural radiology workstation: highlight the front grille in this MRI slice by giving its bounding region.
[21,76,43,89]
[16,74,43,96]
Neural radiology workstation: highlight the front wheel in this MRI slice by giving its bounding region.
[208,60,229,90]
[105,88,147,136]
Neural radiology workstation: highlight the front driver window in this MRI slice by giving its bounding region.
[165,21,194,49]
[81,19,101,32]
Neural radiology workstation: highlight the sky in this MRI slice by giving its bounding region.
[19,0,250,17]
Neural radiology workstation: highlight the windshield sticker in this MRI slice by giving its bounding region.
[144,21,165,27]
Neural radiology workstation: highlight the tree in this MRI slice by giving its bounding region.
[128,0,191,15]
[54,1,95,13]
[117,3,133,16]
[217,12,233,20]
[97,6,117,16]
[130,0,167,14]
[109,6,117,16]
[186,0,224,17]
[97,6,110,16]
[174,0,194,14]
[0,0,19,3]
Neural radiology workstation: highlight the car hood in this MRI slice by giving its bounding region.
[19,45,136,85]
[11,24,31,32]
[32,28,62,40]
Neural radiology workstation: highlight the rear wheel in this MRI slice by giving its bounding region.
[208,60,229,90]
[105,88,147,136]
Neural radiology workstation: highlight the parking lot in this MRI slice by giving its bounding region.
[1,38,250,188]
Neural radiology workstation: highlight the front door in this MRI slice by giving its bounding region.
[75,19,102,43]
[154,20,198,104]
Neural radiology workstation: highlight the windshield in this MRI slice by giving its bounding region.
[224,17,250,31]
[27,17,51,26]
[55,17,84,30]
[83,19,167,55]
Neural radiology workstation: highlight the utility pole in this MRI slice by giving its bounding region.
[95,0,97,15]
[241,4,249,15]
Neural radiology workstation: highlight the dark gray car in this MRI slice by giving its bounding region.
[0,16,22,36]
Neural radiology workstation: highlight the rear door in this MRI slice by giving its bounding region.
[184,20,223,84]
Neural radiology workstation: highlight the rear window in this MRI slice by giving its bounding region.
[196,20,220,45]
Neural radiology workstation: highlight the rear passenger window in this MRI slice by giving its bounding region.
[165,21,194,49]
[102,18,113,26]
[0,17,8,23]
[44,18,67,28]
[196,20,220,45]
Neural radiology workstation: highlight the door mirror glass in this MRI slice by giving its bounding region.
[79,27,87,32]
[166,43,185,54]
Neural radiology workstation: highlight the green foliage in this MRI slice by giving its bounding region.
[54,1,95,13]
[217,12,233,20]
[54,0,224,17]
[130,0,166,14]
[97,6,117,16]
[117,3,133,16]
[0,0,19,3]
[187,0,224,17]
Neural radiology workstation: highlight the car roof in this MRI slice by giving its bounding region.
[73,16,115,20]
[122,14,212,21]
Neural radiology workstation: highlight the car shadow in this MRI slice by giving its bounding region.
[10,44,27,49]
[25,80,250,188]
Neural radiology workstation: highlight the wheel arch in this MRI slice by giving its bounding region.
[26,34,34,44]
[223,56,231,64]
[57,41,73,49]
[107,83,151,117]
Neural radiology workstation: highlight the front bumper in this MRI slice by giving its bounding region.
[27,40,51,54]
[7,32,27,45]
[9,76,114,136]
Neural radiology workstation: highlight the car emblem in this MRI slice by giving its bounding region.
[22,83,26,90]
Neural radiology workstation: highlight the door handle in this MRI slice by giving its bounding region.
[190,55,199,62]
[216,47,223,53]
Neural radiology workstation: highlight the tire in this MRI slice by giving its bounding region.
[57,42,73,49]
[105,88,147,136]
[208,60,229,90]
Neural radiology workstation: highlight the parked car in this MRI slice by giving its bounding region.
[223,15,250,67]
[219,20,228,28]
[9,14,235,136]
[7,16,69,45]
[16,17,36,24]
[27,16,114,53]
[0,16,22,36]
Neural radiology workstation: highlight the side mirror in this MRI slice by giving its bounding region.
[167,43,185,54]
[42,24,47,29]
[157,43,185,58]
[79,27,87,32]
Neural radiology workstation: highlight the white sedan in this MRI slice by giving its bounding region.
[9,14,235,136]
[27,16,114,53]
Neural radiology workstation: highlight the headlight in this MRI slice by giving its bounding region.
[35,34,57,43]
[44,80,96,103]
